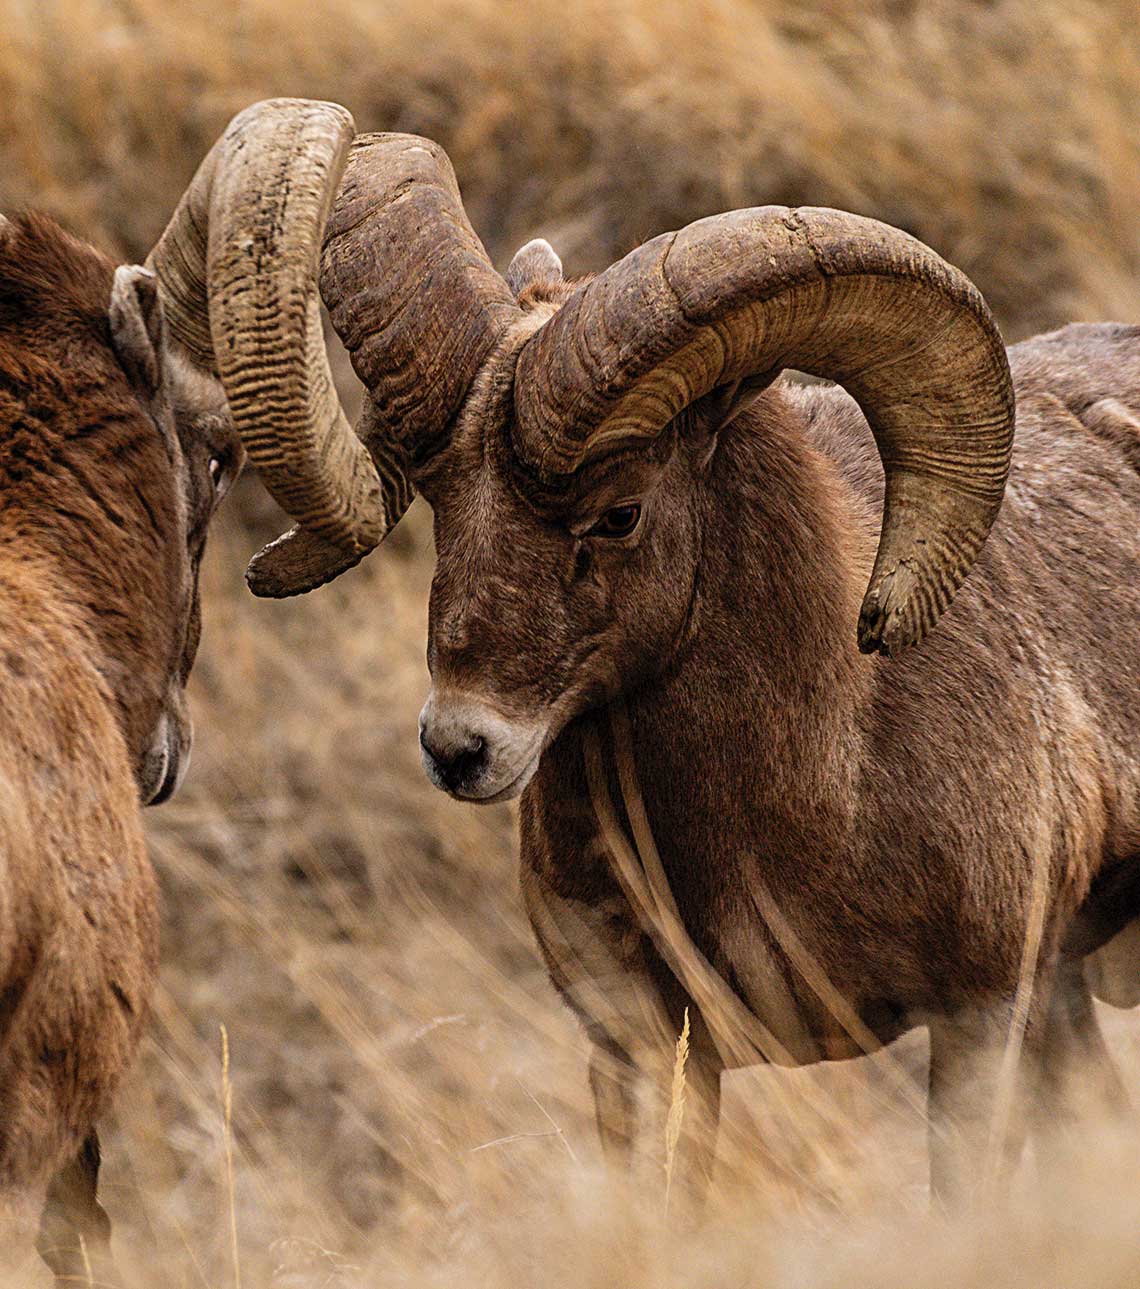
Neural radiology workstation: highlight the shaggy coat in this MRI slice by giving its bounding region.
[0,214,237,1271]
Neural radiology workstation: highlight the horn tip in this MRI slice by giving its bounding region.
[857,617,900,658]
[857,582,925,658]
[857,601,893,657]
[245,525,375,598]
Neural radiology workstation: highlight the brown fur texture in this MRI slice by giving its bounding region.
[0,213,239,1273]
[408,247,1140,1204]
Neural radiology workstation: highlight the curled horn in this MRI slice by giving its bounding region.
[146,98,393,595]
[320,133,520,465]
[513,207,1014,656]
[246,131,522,595]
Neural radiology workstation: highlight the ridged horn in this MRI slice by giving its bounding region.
[146,98,394,596]
[320,132,520,463]
[246,132,521,596]
[514,207,1014,656]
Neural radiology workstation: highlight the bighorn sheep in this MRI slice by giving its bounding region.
[251,131,1140,1202]
[0,99,389,1278]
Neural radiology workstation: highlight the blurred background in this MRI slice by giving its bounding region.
[3,1,1140,1284]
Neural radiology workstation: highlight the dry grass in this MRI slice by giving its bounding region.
[2,0,1140,1284]
[663,1009,690,1217]
[3,0,1140,338]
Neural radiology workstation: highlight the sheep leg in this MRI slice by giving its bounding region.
[37,1131,114,1286]
[0,1064,70,1271]
[588,1037,640,1167]
[0,1191,45,1279]
[926,1006,1031,1209]
[522,859,723,1205]
[1034,958,1129,1136]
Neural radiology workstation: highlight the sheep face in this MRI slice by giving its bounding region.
[415,358,706,803]
[107,268,243,804]
[137,368,241,805]
[144,362,243,806]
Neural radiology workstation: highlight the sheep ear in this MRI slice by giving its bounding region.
[110,264,169,401]
[690,373,779,469]
[506,238,563,299]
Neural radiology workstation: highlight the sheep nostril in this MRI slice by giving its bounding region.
[421,729,488,791]
[447,738,487,789]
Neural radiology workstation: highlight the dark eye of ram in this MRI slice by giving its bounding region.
[589,503,642,539]
[208,455,225,488]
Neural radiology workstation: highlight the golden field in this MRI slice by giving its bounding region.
[3,0,1140,1283]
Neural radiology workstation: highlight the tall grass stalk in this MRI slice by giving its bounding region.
[221,1023,242,1289]
[664,1007,690,1218]
[79,1232,94,1288]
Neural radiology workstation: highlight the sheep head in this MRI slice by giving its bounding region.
[252,134,1014,802]
[127,99,398,798]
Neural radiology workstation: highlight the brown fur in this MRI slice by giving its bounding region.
[410,284,1140,1203]
[0,214,239,1272]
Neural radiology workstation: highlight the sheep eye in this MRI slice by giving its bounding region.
[590,503,642,539]
[207,455,225,489]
